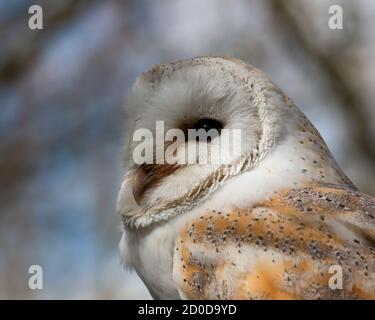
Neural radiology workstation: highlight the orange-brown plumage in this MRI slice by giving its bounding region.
[174,186,375,299]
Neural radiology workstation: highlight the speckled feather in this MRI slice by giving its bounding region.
[174,186,375,299]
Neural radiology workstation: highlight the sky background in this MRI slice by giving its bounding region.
[0,0,374,299]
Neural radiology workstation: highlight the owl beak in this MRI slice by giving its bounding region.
[131,164,183,205]
[132,165,148,205]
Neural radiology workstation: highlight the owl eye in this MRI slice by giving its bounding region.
[192,118,223,142]
[193,118,223,134]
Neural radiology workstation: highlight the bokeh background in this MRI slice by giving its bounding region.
[0,0,374,299]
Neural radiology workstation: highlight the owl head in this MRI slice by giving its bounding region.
[117,56,344,228]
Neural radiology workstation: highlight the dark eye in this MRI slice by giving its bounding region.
[193,118,223,134]
[192,118,223,142]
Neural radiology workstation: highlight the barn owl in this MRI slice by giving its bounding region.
[117,56,375,299]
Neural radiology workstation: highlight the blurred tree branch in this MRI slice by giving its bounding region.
[0,0,95,84]
[269,0,375,165]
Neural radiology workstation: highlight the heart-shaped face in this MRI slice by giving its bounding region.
[117,56,353,228]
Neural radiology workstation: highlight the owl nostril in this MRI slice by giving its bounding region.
[192,118,223,142]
